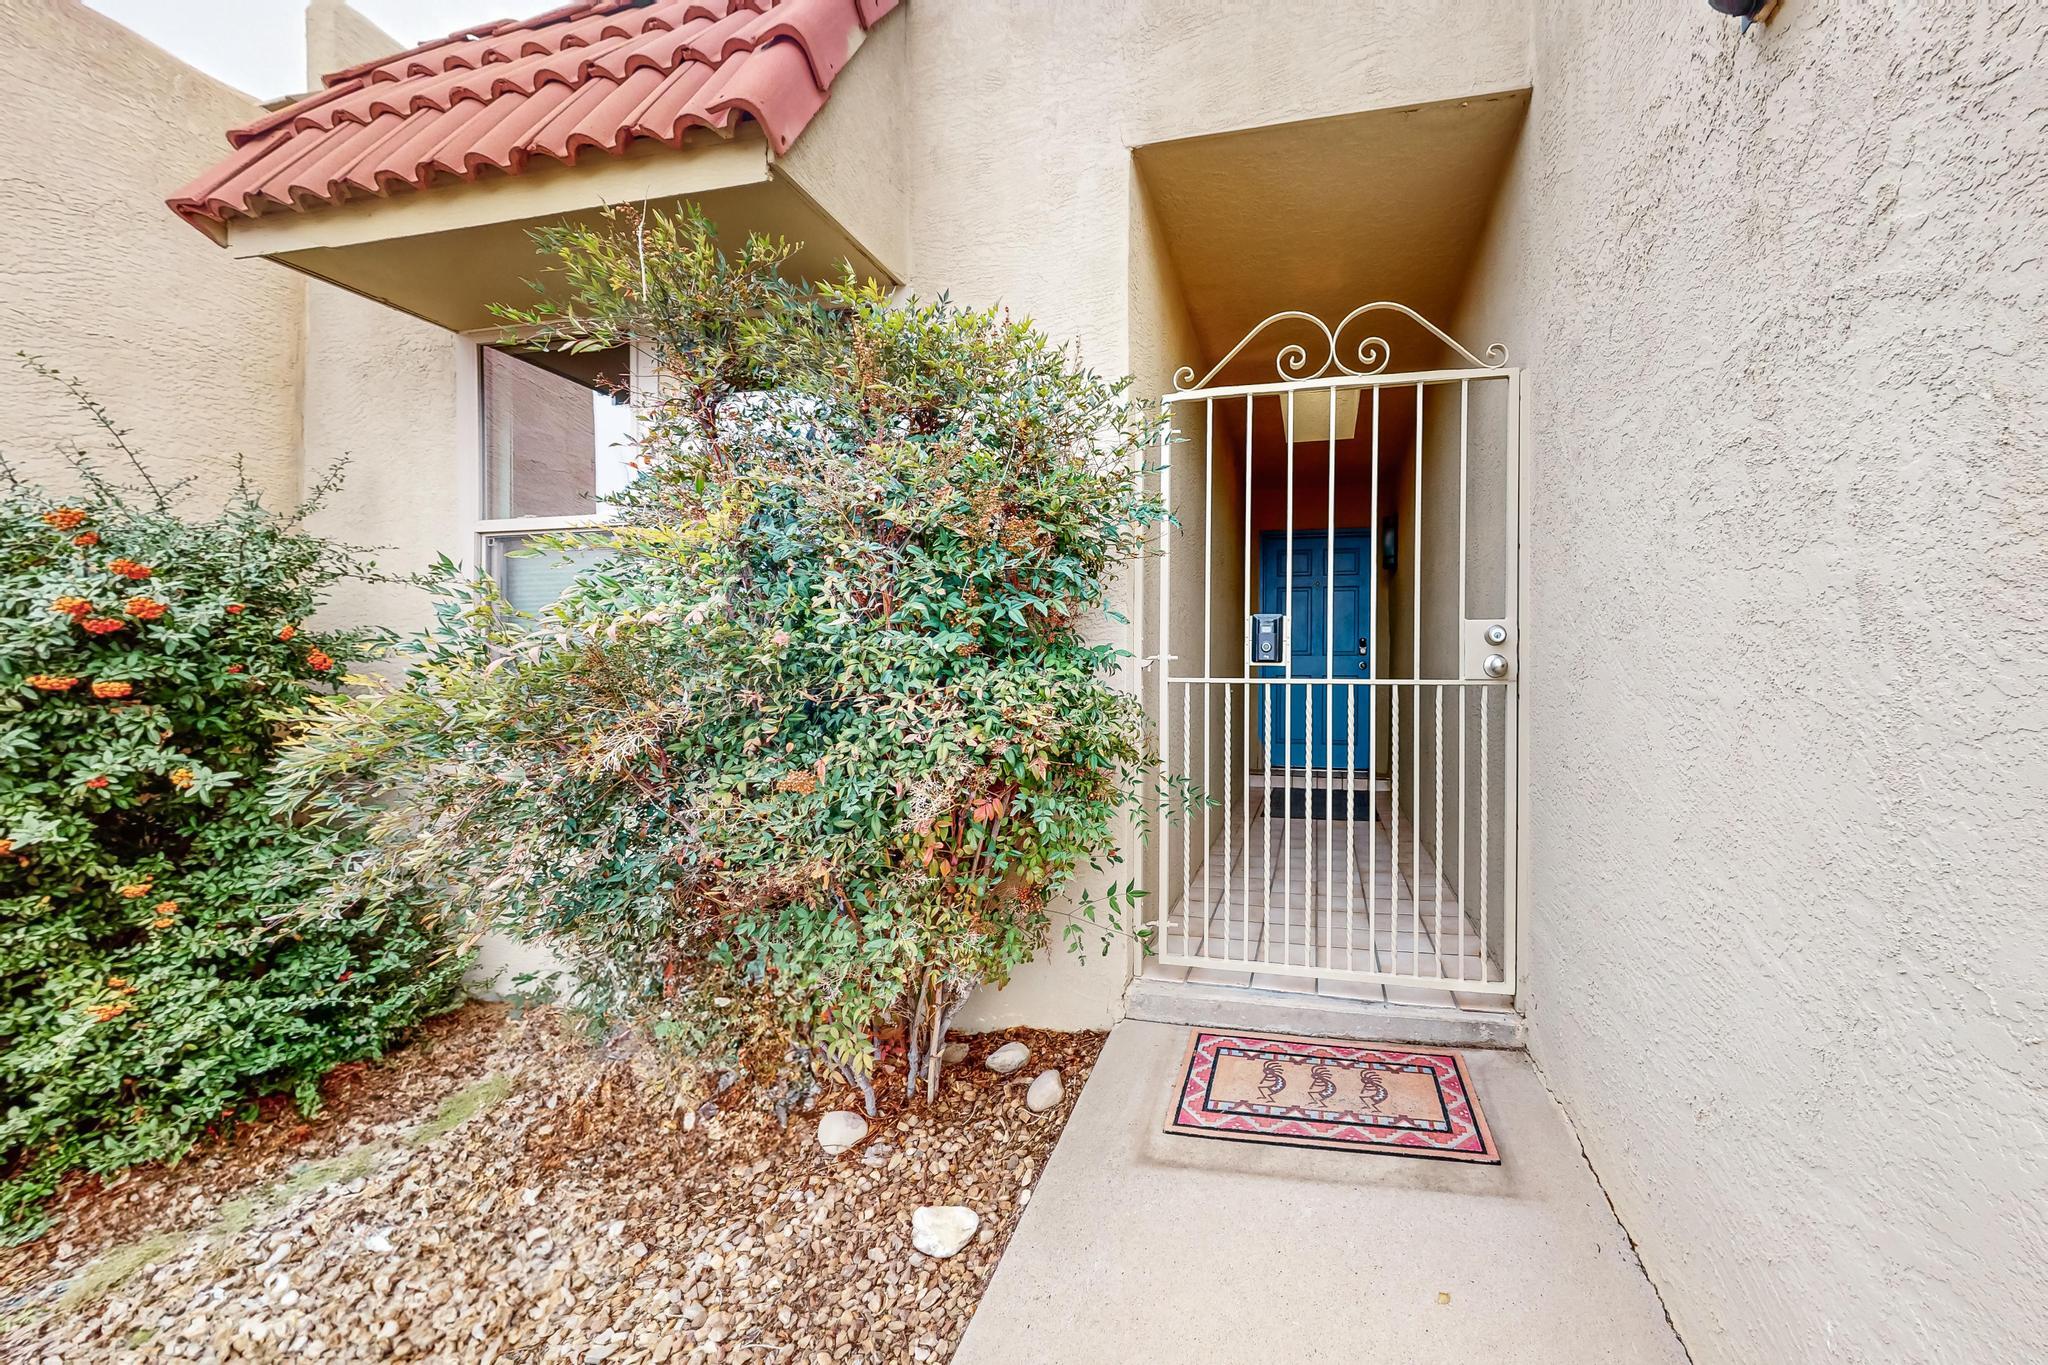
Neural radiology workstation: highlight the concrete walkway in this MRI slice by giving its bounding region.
[954,1022,1688,1365]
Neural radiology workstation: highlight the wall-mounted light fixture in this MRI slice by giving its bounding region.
[1708,0,1781,34]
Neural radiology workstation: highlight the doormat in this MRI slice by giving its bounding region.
[1164,1029,1499,1163]
[1264,787,1370,821]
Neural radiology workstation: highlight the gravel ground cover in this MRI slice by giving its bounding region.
[2,1005,1104,1364]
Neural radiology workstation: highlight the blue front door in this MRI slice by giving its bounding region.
[1258,529,1372,771]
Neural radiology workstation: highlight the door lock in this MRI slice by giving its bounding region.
[1464,619,1518,681]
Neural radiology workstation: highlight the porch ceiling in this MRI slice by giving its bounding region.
[236,135,889,333]
[1136,90,1529,389]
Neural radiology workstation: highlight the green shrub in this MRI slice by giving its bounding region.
[0,393,466,1239]
[278,207,1173,1115]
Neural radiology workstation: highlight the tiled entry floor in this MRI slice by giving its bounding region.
[1147,786,1514,1015]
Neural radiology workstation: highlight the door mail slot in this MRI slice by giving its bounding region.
[1250,613,1286,665]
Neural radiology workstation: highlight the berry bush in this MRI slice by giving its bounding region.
[278,207,1177,1117]
[0,419,465,1239]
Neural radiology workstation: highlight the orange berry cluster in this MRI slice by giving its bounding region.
[43,507,87,531]
[73,532,100,547]
[87,1002,130,1024]
[91,680,135,699]
[117,881,152,899]
[50,595,92,618]
[126,596,167,621]
[169,767,195,790]
[80,616,127,635]
[306,648,334,672]
[107,558,152,580]
[277,624,297,641]
[225,602,245,614]
[29,674,80,692]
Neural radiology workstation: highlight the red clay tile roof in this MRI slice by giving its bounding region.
[168,0,899,236]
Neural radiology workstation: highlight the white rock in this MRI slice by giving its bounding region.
[911,1205,980,1259]
[985,1042,1031,1075]
[940,1042,969,1066]
[362,1232,393,1254]
[1025,1069,1064,1114]
[817,1110,869,1156]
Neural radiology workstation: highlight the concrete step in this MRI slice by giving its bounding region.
[1124,974,1525,1049]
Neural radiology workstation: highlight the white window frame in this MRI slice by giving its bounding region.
[459,325,649,598]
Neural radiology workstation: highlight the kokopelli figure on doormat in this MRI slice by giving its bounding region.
[1307,1063,1337,1108]
[1356,1067,1390,1113]
[1257,1058,1288,1101]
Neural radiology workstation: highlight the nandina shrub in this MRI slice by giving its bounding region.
[278,206,1175,1115]
[0,405,466,1239]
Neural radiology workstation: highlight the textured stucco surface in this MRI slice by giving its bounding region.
[0,0,302,506]
[913,0,1531,1030]
[297,2,466,638]
[40,17,2045,1361]
[1447,4,2048,1361]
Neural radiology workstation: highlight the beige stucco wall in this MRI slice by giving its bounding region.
[912,0,1532,1029]
[296,3,562,996]
[772,5,909,282]
[0,0,302,506]
[298,1,470,638]
[1448,3,2048,1361]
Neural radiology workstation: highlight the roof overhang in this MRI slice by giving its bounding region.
[169,0,907,333]
[221,129,894,332]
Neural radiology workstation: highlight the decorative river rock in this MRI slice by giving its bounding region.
[911,1205,980,1259]
[985,1042,1031,1075]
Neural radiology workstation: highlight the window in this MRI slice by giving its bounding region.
[474,341,639,613]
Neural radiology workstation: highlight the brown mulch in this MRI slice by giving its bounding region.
[2,1004,1106,1364]
[0,1005,515,1288]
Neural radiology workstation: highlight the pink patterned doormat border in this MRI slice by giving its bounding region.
[1164,1029,1500,1164]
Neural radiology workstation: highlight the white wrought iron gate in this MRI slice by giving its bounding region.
[1150,304,1524,997]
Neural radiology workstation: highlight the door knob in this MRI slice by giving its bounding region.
[1484,624,1509,646]
[1483,653,1510,679]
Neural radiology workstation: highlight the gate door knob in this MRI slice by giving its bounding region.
[1483,653,1510,679]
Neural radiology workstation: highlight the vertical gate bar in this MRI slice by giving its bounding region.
[1222,683,1233,959]
[1345,682,1356,972]
[1201,400,1214,956]
[1481,684,1491,984]
[1391,678,1402,976]
[1458,683,1469,983]
[1433,682,1445,981]
[1410,381,1424,981]
[1324,385,1337,974]
[1242,395,1255,967]
[1280,387,1295,969]
[1180,682,1191,953]
[1368,387,1382,973]
[1132,438,1151,952]
[1253,679,1269,965]
[1458,379,1470,981]
[1303,681,1314,968]
[1157,403,1172,963]
[1505,366,1525,992]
